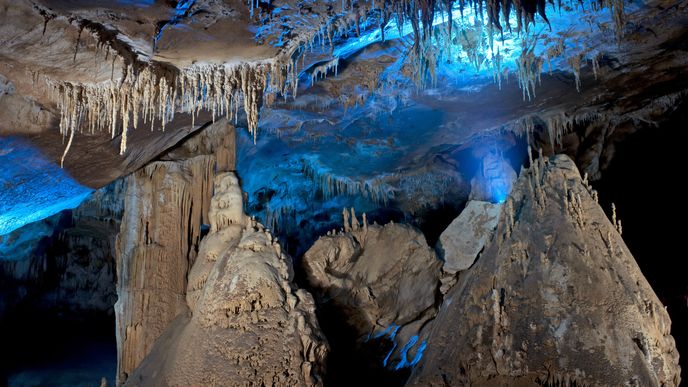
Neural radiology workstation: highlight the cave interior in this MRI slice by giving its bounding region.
[0,0,686,385]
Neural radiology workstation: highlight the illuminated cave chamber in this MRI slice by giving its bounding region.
[0,0,685,385]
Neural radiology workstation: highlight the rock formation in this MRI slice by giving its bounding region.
[0,0,686,384]
[408,155,681,386]
[125,172,328,386]
[0,179,124,319]
[114,121,235,384]
[436,200,502,294]
[302,209,441,370]
[469,148,518,203]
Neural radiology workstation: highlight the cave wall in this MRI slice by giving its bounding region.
[113,121,235,384]
[0,179,124,320]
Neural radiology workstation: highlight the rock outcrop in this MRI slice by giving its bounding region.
[409,155,681,386]
[436,200,502,294]
[126,172,328,386]
[302,209,441,370]
[114,122,235,384]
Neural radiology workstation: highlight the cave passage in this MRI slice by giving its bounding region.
[0,311,116,386]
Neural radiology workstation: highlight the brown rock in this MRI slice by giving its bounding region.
[125,172,328,386]
[302,209,441,369]
[114,123,234,384]
[437,200,502,275]
[408,155,681,386]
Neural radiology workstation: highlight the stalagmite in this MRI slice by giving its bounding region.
[343,207,351,233]
[350,207,360,231]
[114,122,234,385]
[408,155,681,386]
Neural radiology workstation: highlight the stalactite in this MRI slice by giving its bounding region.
[53,0,628,163]
[310,57,340,85]
[591,53,601,80]
[568,53,584,92]
[492,48,503,89]
[545,39,565,74]
[265,205,295,234]
[608,0,626,43]
[544,112,574,148]
[302,157,394,205]
[516,36,543,101]
[54,61,274,161]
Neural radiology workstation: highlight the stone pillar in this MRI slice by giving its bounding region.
[114,121,235,385]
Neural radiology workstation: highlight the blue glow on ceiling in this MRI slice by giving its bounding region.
[0,137,93,236]
[313,0,620,88]
[236,104,449,253]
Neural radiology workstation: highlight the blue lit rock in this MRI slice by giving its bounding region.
[469,148,517,204]
[0,179,124,320]
[0,137,93,237]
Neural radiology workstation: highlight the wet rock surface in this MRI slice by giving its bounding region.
[409,155,682,386]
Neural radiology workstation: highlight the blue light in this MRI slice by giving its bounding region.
[372,327,428,369]
[370,323,398,340]
[371,323,401,367]
[393,335,427,369]
[0,137,93,236]
[317,0,626,88]
[394,335,419,370]
[155,0,196,48]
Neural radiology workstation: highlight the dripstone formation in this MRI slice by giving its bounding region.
[408,155,681,386]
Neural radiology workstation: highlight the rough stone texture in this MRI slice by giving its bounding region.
[437,200,502,274]
[114,122,235,385]
[302,210,441,369]
[408,155,681,386]
[125,172,328,386]
[436,200,502,294]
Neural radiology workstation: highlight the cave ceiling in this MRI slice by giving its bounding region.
[1,0,687,236]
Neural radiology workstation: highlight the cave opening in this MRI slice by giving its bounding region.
[0,190,121,386]
[0,308,117,386]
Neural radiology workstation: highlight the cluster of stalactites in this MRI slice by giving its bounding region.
[377,0,623,89]
[302,158,394,205]
[54,61,293,165]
